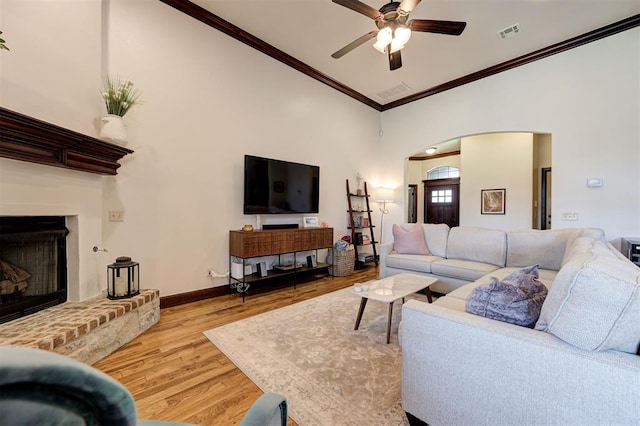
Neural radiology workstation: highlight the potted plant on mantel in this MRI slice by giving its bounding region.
[99,76,141,147]
[0,31,9,51]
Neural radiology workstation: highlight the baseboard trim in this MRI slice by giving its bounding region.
[160,285,229,309]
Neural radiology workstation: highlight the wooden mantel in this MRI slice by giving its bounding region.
[0,107,133,175]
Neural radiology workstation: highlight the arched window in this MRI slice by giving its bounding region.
[427,166,459,180]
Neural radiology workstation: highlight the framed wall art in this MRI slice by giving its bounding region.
[481,189,506,215]
[303,216,320,228]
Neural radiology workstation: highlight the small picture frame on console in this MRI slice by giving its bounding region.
[481,189,506,215]
[303,216,320,228]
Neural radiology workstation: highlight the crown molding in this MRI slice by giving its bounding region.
[159,1,639,112]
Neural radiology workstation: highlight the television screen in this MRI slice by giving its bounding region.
[244,155,319,214]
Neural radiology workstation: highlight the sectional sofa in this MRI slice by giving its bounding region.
[379,223,640,425]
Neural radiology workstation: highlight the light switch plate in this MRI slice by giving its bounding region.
[586,177,603,188]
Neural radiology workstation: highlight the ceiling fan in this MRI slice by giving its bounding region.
[331,0,466,71]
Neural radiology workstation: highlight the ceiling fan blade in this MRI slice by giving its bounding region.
[409,19,467,35]
[398,0,421,14]
[332,0,382,20]
[388,49,402,71]
[332,31,377,59]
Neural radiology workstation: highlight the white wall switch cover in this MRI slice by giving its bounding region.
[587,177,603,188]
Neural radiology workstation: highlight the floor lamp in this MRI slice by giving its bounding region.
[375,187,395,244]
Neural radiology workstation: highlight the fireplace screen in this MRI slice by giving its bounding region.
[0,217,68,323]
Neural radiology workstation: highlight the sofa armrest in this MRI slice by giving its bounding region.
[400,300,640,426]
[378,242,394,278]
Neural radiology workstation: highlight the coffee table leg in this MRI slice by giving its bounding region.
[425,287,433,304]
[386,302,394,344]
[354,297,368,330]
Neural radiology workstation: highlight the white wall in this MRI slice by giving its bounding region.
[1,0,380,300]
[460,133,533,229]
[0,0,105,302]
[381,28,640,247]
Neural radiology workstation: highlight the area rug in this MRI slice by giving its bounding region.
[204,288,427,425]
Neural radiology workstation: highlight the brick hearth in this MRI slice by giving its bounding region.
[0,289,159,364]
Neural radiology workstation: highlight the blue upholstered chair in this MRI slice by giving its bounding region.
[239,393,287,426]
[0,346,287,426]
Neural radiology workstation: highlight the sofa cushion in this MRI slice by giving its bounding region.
[398,223,449,258]
[507,229,586,271]
[466,271,548,328]
[561,231,611,267]
[392,224,431,255]
[431,259,501,281]
[536,239,640,353]
[386,253,443,274]
[446,227,506,266]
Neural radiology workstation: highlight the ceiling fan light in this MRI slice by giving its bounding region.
[373,40,388,53]
[389,39,405,53]
[376,27,393,46]
[394,26,412,45]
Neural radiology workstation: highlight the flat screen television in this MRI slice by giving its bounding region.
[244,155,320,214]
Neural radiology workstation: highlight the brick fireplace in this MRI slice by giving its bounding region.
[0,108,151,364]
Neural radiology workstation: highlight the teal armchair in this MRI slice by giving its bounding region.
[0,346,287,426]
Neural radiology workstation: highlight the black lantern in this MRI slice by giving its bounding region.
[107,256,140,299]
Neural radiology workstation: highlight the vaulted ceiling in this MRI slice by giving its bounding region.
[161,0,639,110]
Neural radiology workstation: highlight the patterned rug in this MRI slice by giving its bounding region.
[204,288,427,425]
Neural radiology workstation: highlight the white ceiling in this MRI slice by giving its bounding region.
[188,0,639,105]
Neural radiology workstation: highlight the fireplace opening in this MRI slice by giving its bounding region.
[0,216,68,324]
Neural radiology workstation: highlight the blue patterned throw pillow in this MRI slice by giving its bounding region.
[466,265,548,328]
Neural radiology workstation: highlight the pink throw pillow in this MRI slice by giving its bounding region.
[392,224,431,255]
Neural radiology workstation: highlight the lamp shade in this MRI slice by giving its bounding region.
[375,187,395,203]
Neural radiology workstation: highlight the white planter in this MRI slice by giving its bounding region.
[99,114,127,146]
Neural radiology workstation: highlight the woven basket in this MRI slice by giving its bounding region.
[328,248,355,277]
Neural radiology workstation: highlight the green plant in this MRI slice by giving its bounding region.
[101,76,142,117]
[0,31,9,51]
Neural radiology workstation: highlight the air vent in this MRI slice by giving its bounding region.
[497,23,521,40]
[376,82,411,100]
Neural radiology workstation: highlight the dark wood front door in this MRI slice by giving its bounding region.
[423,178,460,227]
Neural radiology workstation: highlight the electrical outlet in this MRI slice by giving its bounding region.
[108,210,124,222]
[562,212,578,221]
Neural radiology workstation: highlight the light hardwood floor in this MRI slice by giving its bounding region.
[94,268,378,425]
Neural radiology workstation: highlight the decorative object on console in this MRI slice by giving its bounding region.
[107,256,140,299]
[303,216,319,228]
[257,261,268,277]
[99,76,142,147]
[242,224,254,232]
[481,188,506,214]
